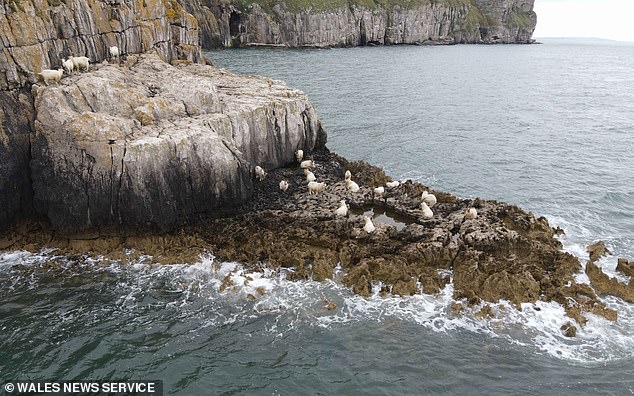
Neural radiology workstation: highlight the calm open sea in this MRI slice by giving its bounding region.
[1,39,633,394]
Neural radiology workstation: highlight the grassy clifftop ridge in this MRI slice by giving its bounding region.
[228,0,476,13]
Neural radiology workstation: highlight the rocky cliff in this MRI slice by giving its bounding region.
[31,54,323,231]
[179,0,536,49]
[1,0,201,90]
[0,0,202,230]
[0,0,324,231]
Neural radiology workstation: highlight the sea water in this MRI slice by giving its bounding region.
[1,39,633,394]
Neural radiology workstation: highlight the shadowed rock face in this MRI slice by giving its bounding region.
[179,0,537,49]
[30,54,325,231]
[0,89,35,227]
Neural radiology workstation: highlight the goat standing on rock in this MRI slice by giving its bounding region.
[308,181,326,195]
[255,166,266,181]
[465,208,478,220]
[304,169,316,183]
[420,202,434,219]
[70,56,90,71]
[363,216,376,234]
[346,179,360,193]
[38,69,63,85]
[109,46,120,62]
[421,191,437,207]
[62,59,74,74]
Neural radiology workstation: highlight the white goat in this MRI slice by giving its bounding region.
[346,179,360,193]
[363,216,376,234]
[307,181,326,195]
[70,56,90,71]
[335,200,348,217]
[279,180,289,191]
[300,159,314,169]
[38,68,63,85]
[304,169,316,183]
[465,208,478,220]
[421,191,437,207]
[420,202,434,219]
[386,181,400,189]
[344,170,351,180]
[62,58,74,74]
[295,149,303,162]
[255,165,266,181]
[109,46,120,61]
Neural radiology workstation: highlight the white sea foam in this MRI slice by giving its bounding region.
[0,250,632,363]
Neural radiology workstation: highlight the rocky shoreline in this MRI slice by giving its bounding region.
[0,0,630,338]
[2,149,632,334]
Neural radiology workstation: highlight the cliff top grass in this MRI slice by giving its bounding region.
[508,11,536,29]
[230,0,474,13]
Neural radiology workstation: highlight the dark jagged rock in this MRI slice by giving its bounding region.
[0,89,35,227]
[586,240,610,263]
[583,241,633,304]
[561,321,576,337]
[3,153,627,325]
[616,258,633,278]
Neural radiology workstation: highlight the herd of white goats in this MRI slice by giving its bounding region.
[38,46,479,232]
[256,149,478,234]
[37,46,119,85]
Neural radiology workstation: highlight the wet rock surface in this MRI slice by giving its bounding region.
[3,151,629,325]
[585,243,633,304]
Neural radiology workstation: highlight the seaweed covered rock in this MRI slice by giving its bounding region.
[3,153,629,325]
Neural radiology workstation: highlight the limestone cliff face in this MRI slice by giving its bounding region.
[0,89,34,228]
[0,0,325,232]
[30,54,324,231]
[0,0,201,90]
[0,0,203,229]
[179,0,536,49]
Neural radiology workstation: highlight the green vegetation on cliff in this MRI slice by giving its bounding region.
[230,0,345,12]
[508,11,536,29]
[231,0,476,13]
